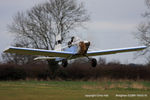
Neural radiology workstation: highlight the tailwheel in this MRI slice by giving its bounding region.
[90,58,97,67]
[62,59,68,68]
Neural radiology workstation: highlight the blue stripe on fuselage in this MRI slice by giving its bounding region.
[55,45,78,61]
[64,45,78,54]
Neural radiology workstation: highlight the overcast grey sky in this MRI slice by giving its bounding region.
[0,0,147,64]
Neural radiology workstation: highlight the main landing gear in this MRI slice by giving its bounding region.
[85,55,97,67]
[61,57,97,68]
[62,59,68,68]
[90,58,97,67]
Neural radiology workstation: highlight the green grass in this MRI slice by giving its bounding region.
[0,80,150,100]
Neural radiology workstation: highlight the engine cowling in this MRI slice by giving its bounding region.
[78,41,90,54]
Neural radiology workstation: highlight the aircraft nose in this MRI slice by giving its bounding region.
[84,41,90,46]
[84,41,89,43]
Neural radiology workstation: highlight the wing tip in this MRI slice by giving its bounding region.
[3,46,13,53]
[138,45,147,49]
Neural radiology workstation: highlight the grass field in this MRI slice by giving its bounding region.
[0,80,150,100]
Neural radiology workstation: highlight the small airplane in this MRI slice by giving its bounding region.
[4,34,147,67]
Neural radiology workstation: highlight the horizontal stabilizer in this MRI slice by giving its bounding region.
[34,57,57,60]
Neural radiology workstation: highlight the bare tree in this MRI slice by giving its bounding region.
[9,0,89,50]
[98,57,106,65]
[3,0,89,78]
[135,0,150,62]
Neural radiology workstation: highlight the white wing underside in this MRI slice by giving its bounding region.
[4,46,146,59]
[4,47,73,58]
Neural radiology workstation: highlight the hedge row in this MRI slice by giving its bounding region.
[0,62,150,81]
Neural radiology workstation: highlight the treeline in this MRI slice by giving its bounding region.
[0,60,150,81]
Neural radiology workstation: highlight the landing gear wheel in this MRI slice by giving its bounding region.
[90,58,97,67]
[62,59,68,68]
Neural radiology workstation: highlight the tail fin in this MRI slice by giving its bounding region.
[55,34,62,51]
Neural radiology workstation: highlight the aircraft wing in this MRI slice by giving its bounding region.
[86,46,147,57]
[4,47,74,58]
[4,46,147,59]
